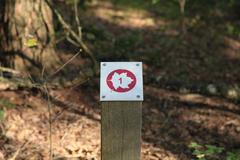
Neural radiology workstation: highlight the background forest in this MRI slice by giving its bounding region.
[0,0,240,159]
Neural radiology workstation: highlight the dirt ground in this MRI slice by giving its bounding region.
[0,82,239,159]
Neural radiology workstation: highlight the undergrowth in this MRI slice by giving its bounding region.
[189,142,240,160]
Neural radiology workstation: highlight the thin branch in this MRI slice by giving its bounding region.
[178,0,186,15]
[74,0,82,38]
[9,140,30,160]
[0,123,5,136]
[66,36,80,47]
[47,49,81,79]
[0,49,90,91]
[0,67,21,75]
[43,84,53,160]
[41,65,46,79]
[53,154,83,160]
[45,0,98,74]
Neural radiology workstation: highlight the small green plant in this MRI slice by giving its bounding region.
[152,0,160,5]
[0,98,15,121]
[226,23,240,37]
[189,142,240,160]
[0,98,15,109]
[227,151,240,160]
[188,142,224,160]
[0,109,4,121]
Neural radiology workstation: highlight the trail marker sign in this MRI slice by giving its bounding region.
[100,62,143,101]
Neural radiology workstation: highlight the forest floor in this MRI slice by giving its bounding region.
[0,82,240,160]
[1,0,240,159]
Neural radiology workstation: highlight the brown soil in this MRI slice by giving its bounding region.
[0,83,239,159]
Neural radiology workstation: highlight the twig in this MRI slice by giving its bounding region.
[41,66,46,80]
[53,154,83,160]
[0,123,5,135]
[178,0,186,35]
[66,36,80,47]
[74,0,82,38]
[43,83,53,160]
[0,49,90,91]
[0,67,21,75]
[178,0,186,15]
[9,140,30,160]
[47,49,81,79]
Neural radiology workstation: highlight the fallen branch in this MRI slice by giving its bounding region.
[9,140,30,160]
[53,154,83,160]
[0,67,21,75]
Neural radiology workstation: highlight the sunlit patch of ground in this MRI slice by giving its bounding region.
[88,1,168,29]
[223,37,240,60]
[142,142,180,160]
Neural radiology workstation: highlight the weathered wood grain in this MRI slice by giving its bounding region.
[101,102,142,160]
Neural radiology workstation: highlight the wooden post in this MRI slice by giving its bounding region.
[100,62,143,160]
[101,102,142,160]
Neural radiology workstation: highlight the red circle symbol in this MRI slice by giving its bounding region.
[106,69,137,92]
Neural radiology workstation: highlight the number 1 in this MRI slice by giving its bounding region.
[119,78,122,84]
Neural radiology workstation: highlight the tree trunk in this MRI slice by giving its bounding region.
[0,0,58,77]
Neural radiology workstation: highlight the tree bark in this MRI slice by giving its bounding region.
[0,0,58,77]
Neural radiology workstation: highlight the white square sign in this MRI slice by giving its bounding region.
[100,62,143,101]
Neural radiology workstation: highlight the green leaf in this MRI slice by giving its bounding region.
[193,149,205,155]
[25,38,38,48]
[152,0,160,4]
[86,33,96,41]
[0,110,4,121]
[66,0,75,5]
[205,145,224,154]
[227,151,240,160]
[0,99,15,109]
[189,142,202,149]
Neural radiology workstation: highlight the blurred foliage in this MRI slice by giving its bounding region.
[0,109,3,121]
[227,151,240,160]
[0,98,15,121]
[113,32,143,57]
[0,98,15,109]
[188,142,240,160]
